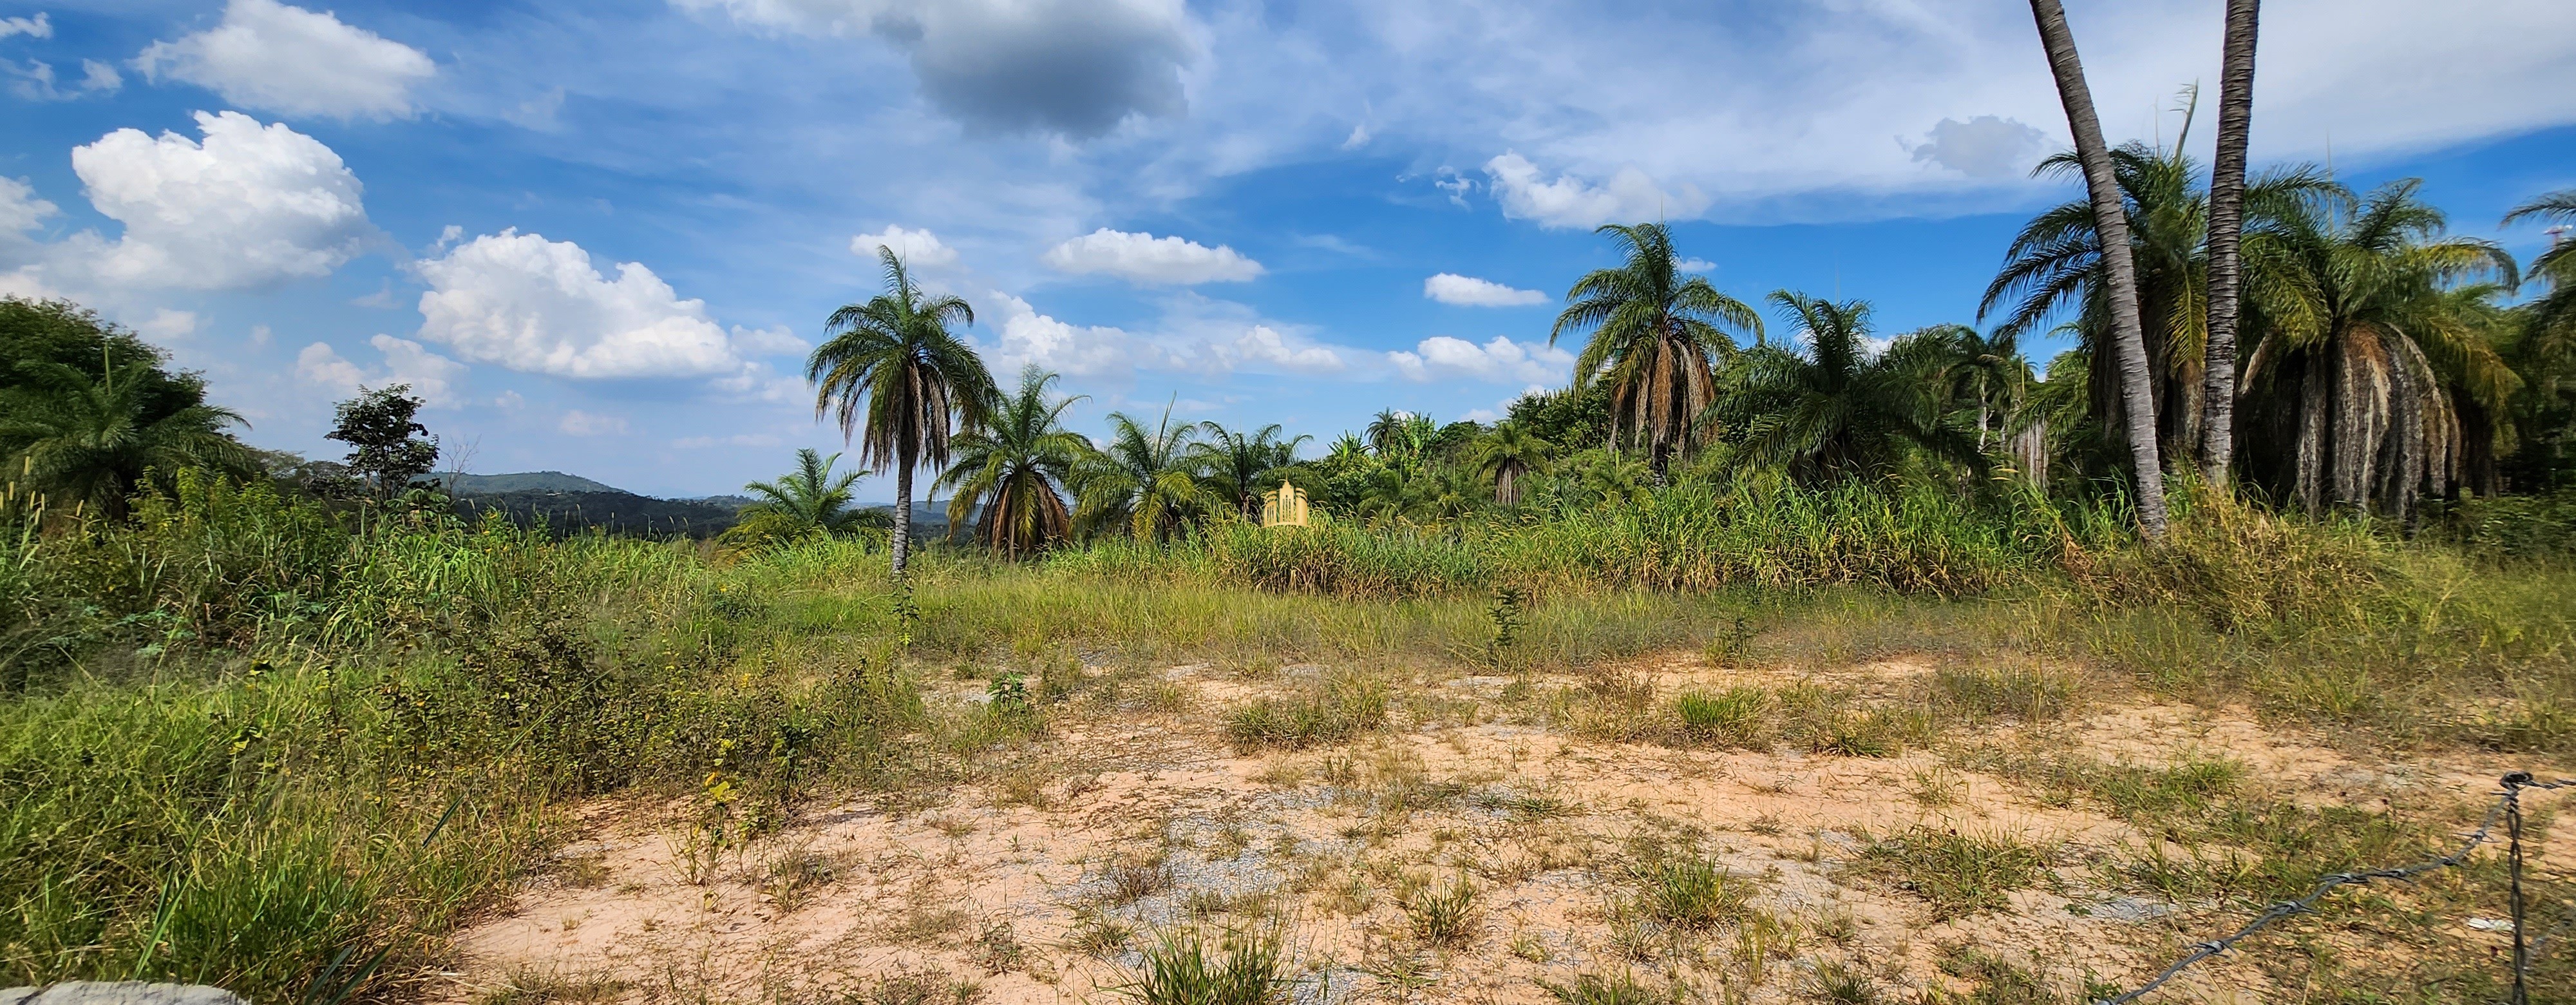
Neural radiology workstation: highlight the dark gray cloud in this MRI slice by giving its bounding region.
[888,0,1193,139]
[1906,115,2049,179]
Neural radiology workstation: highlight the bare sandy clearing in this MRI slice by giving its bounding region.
[439,653,2561,1005]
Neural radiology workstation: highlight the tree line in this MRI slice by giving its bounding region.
[2,0,2567,569]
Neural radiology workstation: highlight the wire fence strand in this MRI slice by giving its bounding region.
[2092,773,2576,1005]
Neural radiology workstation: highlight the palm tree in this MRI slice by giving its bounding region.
[1365,409,1412,458]
[2024,0,2168,537]
[1551,222,1761,470]
[0,355,251,519]
[935,366,1086,558]
[1710,292,1984,485]
[1983,144,2334,476]
[1911,324,2030,453]
[807,248,999,577]
[2201,0,2262,484]
[1071,402,1210,541]
[1193,422,1309,519]
[2502,191,2576,485]
[1325,432,1370,468]
[1356,462,1477,527]
[2240,179,2521,516]
[1473,423,1555,506]
[2503,190,2576,362]
[741,448,872,537]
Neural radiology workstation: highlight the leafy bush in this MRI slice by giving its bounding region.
[2442,489,2576,563]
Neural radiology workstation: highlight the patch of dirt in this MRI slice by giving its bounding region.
[437,654,2568,1005]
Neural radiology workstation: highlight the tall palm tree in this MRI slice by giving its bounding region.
[2201,0,2262,484]
[2503,191,2576,367]
[741,448,872,536]
[807,248,999,577]
[2025,0,2169,537]
[1983,145,2334,475]
[1911,324,2030,453]
[1551,222,1761,470]
[1710,292,1984,485]
[1070,402,1209,541]
[1364,409,1412,458]
[2240,179,2521,517]
[1472,423,1555,506]
[935,366,1086,558]
[0,355,251,519]
[1192,422,1309,519]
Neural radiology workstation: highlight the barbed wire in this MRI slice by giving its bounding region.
[2092,773,2576,1005]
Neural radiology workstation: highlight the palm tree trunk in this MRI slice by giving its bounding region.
[2201,0,2259,487]
[2028,0,2170,538]
[891,447,914,578]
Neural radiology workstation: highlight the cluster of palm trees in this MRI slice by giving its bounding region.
[795,156,2575,573]
[770,2,2575,571]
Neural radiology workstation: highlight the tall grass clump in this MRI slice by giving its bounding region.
[1059,481,2078,600]
[0,472,929,1001]
[1119,928,1291,1005]
[1225,671,1388,750]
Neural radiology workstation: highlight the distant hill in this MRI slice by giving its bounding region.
[436,471,629,495]
[432,472,968,541]
[452,490,746,539]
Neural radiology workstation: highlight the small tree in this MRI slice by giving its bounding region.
[325,385,439,500]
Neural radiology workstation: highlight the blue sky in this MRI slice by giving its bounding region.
[1,0,2571,497]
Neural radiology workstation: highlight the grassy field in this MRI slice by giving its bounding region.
[4,472,2574,1003]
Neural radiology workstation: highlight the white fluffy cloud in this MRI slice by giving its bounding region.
[1907,115,2049,178]
[415,229,746,379]
[849,225,958,267]
[1222,325,1343,374]
[60,111,376,291]
[1423,273,1546,307]
[558,410,631,436]
[6,57,122,100]
[986,292,1142,378]
[0,177,55,277]
[1042,228,1264,284]
[983,291,1345,378]
[1482,153,1709,230]
[0,14,48,40]
[296,334,468,406]
[1388,336,1573,385]
[135,0,435,121]
[677,0,1194,138]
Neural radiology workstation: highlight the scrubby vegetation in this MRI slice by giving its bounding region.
[2,132,2573,1002]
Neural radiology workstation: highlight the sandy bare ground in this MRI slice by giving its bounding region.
[435,654,2558,1005]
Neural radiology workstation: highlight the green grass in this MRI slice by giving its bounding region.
[1672,687,1769,747]
[1857,827,2055,920]
[1119,928,1291,1005]
[1631,856,1748,930]
[1537,970,1664,1005]
[1224,672,1389,750]
[1398,876,1482,947]
[5,469,2575,1000]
